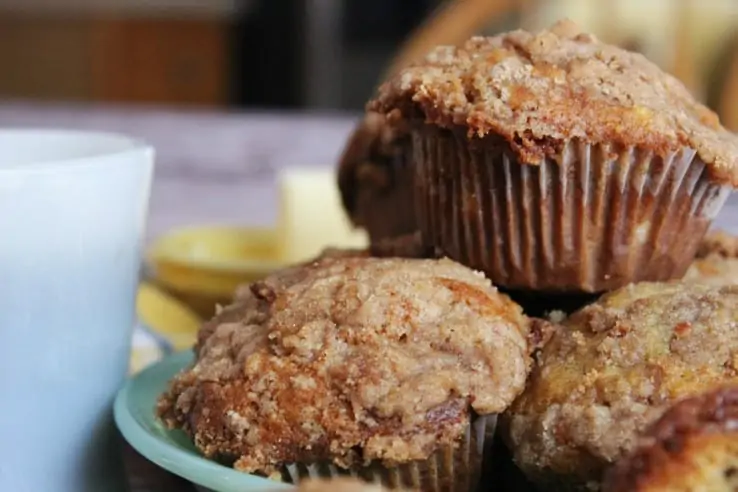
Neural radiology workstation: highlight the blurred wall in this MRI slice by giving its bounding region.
[0,0,734,123]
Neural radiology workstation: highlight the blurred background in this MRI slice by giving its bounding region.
[0,0,734,128]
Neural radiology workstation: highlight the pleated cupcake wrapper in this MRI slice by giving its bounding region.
[280,414,495,491]
[413,128,732,292]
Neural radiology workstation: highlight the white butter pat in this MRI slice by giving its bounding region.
[277,167,368,263]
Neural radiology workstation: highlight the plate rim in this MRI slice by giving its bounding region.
[114,351,293,492]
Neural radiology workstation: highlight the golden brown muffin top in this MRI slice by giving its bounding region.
[504,282,738,490]
[159,256,531,475]
[695,230,738,258]
[684,231,738,286]
[369,19,738,185]
[603,386,738,492]
[298,478,403,492]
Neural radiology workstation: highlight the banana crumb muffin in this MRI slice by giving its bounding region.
[504,282,738,490]
[369,19,738,292]
[603,386,738,492]
[337,112,415,243]
[684,230,738,286]
[159,255,531,490]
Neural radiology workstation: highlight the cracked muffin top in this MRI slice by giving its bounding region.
[684,231,738,286]
[369,19,738,184]
[603,386,738,492]
[504,282,738,490]
[158,255,531,476]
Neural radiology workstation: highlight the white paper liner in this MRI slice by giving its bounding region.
[413,129,732,292]
[280,414,495,492]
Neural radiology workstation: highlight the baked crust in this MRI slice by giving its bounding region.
[336,112,415,241]
[603,386,738,492]
[159,256,531,475]
[504,282,738,490]
[684,231,738,286]
[695,230,738,259]
[369,19,738,185]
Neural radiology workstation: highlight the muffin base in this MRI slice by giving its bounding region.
[413,127,732,292]
[353,148,417,243]
[280,415,494,492]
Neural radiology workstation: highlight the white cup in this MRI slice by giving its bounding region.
[0,130,154,491]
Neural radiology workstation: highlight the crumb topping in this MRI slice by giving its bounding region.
[370,19,738,185]
[684,231,738,286]
[695,230,738,259]
[603,386,738,492]
[159,256,530,475]
[505,282,738,488]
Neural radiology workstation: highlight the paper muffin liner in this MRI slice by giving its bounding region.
[280,414,494,492]
[412,127,732,292]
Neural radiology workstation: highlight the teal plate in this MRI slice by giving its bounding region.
[114,351,294,492]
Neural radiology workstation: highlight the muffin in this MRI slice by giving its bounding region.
[158,255,532,491]
[684,230,738,286]
[369,19,738,293]
[337,112,415,243]
[503,282,738,490]
[603,386,738,492]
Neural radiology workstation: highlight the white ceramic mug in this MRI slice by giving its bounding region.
[0,130,153,491]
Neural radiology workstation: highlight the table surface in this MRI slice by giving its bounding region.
[0,101,736,491]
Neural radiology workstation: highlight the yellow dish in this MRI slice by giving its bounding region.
[136,282,201,351]
[147,226,283,317]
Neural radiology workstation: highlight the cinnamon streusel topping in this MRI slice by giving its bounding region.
[370,19,738,185]
[684,231,738,286]
[504,282,738,490]
[603,386,738,492]
[159,256,530,475]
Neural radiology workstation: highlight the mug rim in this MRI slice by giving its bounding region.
[0,128,153,173]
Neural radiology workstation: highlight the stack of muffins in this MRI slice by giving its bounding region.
[159,19,738,492]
